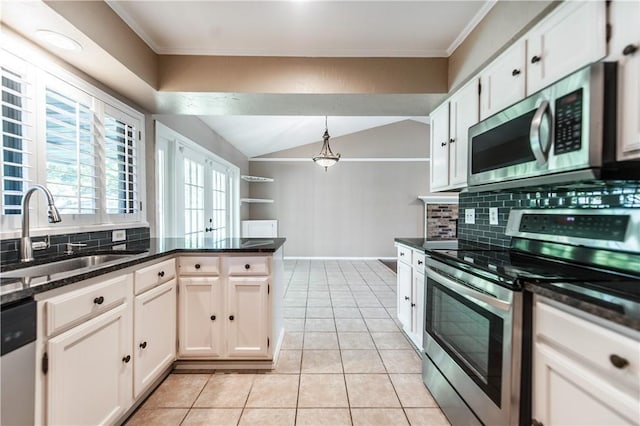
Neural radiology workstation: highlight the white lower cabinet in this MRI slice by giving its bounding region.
[46,301,132,426]
[134,279,176,397]
[533,297,640,426]
[178,276,223,357]
[395,245,425,350]
[227,277,270,357]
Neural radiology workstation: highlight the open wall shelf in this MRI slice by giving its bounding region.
[241,198,274,203]
[241,175,274,183]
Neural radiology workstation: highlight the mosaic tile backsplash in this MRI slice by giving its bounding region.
[458,182,640,247]
[0,227,150,265]
[426,204,459,240]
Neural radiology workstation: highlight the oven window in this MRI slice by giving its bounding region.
[426,279,503,406]
[471,109,537,174]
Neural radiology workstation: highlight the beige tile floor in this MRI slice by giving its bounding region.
[126,260,451,426]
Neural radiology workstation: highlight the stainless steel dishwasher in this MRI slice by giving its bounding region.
[1,298,36,426]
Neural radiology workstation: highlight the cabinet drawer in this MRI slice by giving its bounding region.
[536,301,640,388]
[228,256,270,276]
[412,251,426,270]
[134,258,176,295]
[178,256,220,275]
[46,274,131,337]
[397,245,412,265]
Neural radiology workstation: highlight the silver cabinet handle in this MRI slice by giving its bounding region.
[529,100,553,166]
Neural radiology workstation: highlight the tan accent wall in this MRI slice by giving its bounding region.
[43,0,159,88]
[158,56,448,94]
[448,0,558,92]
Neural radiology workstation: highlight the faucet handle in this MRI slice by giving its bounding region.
[31,235,50,251]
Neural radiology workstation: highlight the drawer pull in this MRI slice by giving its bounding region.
[623,44,638,56]
[195,263,201,269]
[449,138,455,144]
[93,296,104,305]
[411,303,416,307]
[122,355,131,363]
[609,354,629,369]
[404,296,410,301]
[244,264,251,270]
[399,252,404,256]
[229,315,235,321]
[139,341,147,349]
[210,315,216,321]
[158,270,165,278]
[418,260,423,265]
[531,55,541,64]
[440,141,447,147]
[512,68,521,76]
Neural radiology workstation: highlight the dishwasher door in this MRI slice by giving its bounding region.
[1,298,36,426]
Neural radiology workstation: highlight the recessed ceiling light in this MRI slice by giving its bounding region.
[35,30,82,51]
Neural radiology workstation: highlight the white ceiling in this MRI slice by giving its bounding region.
[199,116,429,157]
[106,0,495,157]
[107,1,494,57]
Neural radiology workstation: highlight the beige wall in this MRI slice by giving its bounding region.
[247,120,444,258]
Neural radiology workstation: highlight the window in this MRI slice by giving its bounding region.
[1,57,33,218]
[0,49,145,235]
[183,156,205,246]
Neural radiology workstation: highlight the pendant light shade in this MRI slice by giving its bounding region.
[313,117,340,171]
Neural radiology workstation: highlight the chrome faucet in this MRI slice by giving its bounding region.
[20,184,62,262]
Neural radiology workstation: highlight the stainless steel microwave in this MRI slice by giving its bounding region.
[467,62,617,191]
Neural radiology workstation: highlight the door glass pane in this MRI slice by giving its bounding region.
[211,168,227,241]
[184,157,204,247]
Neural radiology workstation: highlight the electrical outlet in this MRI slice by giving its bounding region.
[112,229,126,242]
[489,207,499,225]
[465,208,475,224]
[111,243,126,251]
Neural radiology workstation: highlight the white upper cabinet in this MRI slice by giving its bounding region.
[480,39,527,120]
[609,0,640,159]
[448,78,480,188]
[429,102,450,191]
[527,1,607,94]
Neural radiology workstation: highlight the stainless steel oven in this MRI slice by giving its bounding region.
[467,62,617,192]
[423,257,522,426]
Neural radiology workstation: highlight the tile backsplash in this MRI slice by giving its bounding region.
[0,227,150,265]
[426,204,459,240]
[458,182,640,247]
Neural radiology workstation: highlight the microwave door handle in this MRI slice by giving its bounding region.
[426,267,511,312]
[529,100,553,166]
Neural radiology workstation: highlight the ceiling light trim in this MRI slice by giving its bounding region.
[446,0,498,56]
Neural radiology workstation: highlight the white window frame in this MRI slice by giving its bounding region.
[0,43,146,239]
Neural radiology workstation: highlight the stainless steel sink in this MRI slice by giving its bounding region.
[1,254,139,280]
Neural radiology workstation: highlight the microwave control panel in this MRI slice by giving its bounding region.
[554,88,583,155]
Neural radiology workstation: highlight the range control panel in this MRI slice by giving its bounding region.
[554,88,583,154]
[519,213,629,241]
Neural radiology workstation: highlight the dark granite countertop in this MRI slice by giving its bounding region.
[524,281,640,331]
[394,237,458,252]
[0,238,286,306]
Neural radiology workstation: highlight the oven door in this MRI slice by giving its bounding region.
[423,258,521,426]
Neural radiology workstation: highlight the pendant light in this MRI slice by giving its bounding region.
[312,116,340,171]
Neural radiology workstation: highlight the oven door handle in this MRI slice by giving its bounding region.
[426,267,512,312]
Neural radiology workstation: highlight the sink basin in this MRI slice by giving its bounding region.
[1,253,140,280]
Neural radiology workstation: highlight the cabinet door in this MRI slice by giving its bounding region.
[610,0,640,159]
[227,276,270,357]
[430,103,450,191]
[412,271,425,350]
[396,260,413,333]
[480,40,526,120]
[134,280,176,397]
[47,304,132,426]
[527,1,606,94]
[533,342,639,426]
[179,277,223,357]
[448,78,480,188]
